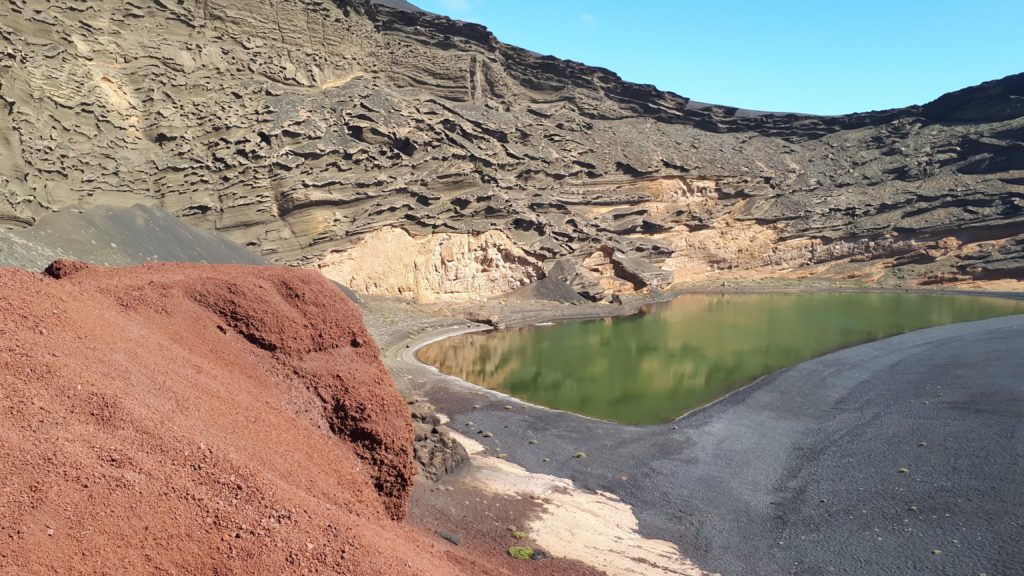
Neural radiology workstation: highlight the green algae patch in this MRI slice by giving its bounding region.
[508,546,533,560]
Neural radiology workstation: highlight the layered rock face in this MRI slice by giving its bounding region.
[1,0,1022,300]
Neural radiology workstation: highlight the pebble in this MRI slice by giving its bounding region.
[435,530,461,545]
[482,432,493,438]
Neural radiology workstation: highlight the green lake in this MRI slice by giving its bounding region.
[417,292,1024,425]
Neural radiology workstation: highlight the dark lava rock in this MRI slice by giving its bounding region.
[434,529,461,546]
[43,259,94,280]
[408,399,469,481]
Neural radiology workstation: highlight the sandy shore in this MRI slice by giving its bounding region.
[370,289,1024,576]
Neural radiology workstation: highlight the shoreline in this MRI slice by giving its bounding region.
[368,284,1024,576]
[394,285,1024,427]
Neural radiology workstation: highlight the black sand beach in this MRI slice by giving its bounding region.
[387,312,1024,575]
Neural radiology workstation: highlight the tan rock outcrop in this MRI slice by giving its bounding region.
[318,227,543,302]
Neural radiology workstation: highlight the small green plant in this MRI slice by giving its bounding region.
[508,546,534,560]
[510,530,526,540]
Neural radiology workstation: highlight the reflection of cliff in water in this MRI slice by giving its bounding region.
[418,293,1024,424]
[418,331,526,389]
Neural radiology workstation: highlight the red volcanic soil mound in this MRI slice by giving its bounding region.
[0,261,466,574]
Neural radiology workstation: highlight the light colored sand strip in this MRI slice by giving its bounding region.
[453,432,717,576]
[319,71,364,90]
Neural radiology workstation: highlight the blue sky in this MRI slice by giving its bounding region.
[413,0,1024,115]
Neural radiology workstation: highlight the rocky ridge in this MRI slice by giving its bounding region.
[1,0,1022,300]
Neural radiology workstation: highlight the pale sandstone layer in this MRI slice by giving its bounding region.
[318,227,543,302]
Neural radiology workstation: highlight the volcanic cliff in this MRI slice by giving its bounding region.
[1,0,1022,301]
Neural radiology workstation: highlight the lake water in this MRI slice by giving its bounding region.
[417,292,1024,425]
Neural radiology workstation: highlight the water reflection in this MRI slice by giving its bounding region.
[418,293,1024,424]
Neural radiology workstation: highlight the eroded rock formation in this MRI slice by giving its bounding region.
[1,0,1022,299]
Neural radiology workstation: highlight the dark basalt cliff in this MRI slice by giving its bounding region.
[1,0,1022,300]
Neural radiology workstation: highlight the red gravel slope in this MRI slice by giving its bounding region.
[0,261,463,575]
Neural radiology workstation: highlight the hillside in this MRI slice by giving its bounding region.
[1,0,1022,301]
[0,261,602,575]
[0,261,423,573]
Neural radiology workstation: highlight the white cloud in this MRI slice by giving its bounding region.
[440,0,471,12]
[580,13,595,25]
